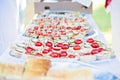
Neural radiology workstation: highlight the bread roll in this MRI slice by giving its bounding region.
[23,58,51,78]
[0,63,24,79]
[25,58,50,71]
[14,64,24,76]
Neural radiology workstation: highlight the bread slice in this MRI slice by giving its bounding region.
[0,63,24,79]
[47,68,94,80]
[23,58,51,78]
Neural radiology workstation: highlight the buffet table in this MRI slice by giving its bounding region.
[0,14,119,79]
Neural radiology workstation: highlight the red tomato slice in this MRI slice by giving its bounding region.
[91,42,99,48]
[61,31,66,35]
[28,28,34,34]
[49,52,59,58]
[42,49,49,54]
[35,53,43,56]
[61,44,69,50]
[66,27,72,30]
[56,43,63,47]
[98,48,104,52]
[25,46,34,53]
[73,45,81,50]
[53,47,61,51]
[86,38,94,43]
[37,31,42,35]
[60,51,68,57]
[74,39,82,44]
[76,26,81,30]
[68,54,76,58]
[83,52,91,55]
[35,41,42,46]
[33,26,39,30]
[46,41,53,47]
[91,49,99,55]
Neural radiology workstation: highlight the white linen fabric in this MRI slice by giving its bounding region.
[0,0,19,55]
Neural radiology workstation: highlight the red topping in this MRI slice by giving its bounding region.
[91,49,99,55]
[25,52,32,54]
[37,31,43,35]
[47,32,52,35]
[73,45,81,50]
[25,46,34,54]
[40,19,43,21]
[53,47,61,51]
[46,41,53,47]
[83,52,91,55]
[56,22,60,25]
[68,54,76,58]
[60,29,64,32]
[48,47,53,52]
[35,53,43,56]
[76,26,81,30]
[61,31,66,35]
[56,43,63,47]
[80,29,85,32]
[28,28,34,34]
[60,51,68,57]
[74,39,82,44]
[75,18,78,20]
[50,52,59,58]
[35,41,42,46]
[61,44,69,50]
[33,26,39,30]
[42,49,49,54]
[87,38,94,43]
[98,48,104,52]
[64,18,67,23]
[91,42,99,48]
[73,27,78,30]
[66,27,72,30]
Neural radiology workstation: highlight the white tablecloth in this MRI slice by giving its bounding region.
[91,59,120,78]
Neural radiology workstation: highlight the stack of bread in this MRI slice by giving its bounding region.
[0,58,94,80]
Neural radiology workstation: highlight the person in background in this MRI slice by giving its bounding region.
[0,0,19,55]
[105,0,120,59]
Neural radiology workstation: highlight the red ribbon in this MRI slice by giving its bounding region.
[105,0,112,8]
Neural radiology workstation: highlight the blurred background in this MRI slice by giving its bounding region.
[92,0,112,45]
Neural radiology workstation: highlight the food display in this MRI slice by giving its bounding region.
[10,13,115,62]
[23,13,93,40]
[0,1,118,79]
[10,37,114,62]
